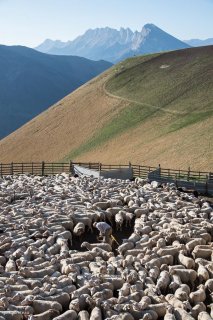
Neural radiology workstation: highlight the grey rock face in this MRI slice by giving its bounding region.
[35,23,190,62]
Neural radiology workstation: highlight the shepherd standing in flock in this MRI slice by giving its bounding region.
[93,221,113,244]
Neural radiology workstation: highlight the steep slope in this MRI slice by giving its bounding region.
[0,46,212,170]
[35,24,190,63]
[184,38,213,47]
[0,45,111,138]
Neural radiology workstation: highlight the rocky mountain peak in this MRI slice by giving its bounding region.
[35,24,190,62]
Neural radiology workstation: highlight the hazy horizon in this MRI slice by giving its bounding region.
[0,0,212,47]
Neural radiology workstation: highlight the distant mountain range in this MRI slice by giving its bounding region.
[35,24,190,63]
[0,45,111,139]
[184,38,213,47]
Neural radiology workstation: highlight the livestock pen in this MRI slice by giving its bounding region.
[0,164,213,318]
[0,161,212,195]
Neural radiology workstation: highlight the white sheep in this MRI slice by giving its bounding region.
[174,308,195,320]
[81,241,112,252]
[53,310,78,320]
[115,211,124,231]
[178,250,195,269]
[90,307,102,320]
[189,284,206,304]
[73,222,85,236]
[198,312,213,320]
[117,241,134,256]
[78,310,90,320]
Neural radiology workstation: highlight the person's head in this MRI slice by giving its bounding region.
[93,222,97,228]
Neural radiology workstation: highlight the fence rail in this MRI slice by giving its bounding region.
[0,162,212,183]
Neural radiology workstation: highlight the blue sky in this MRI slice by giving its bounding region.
[0,0,212,47]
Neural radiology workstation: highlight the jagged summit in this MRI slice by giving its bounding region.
[143,23,157,28]
[35,24,190,62]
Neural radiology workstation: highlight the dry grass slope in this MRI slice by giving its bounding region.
[0,70,128,162]
[0,46,212,171]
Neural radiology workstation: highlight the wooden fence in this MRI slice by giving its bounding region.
[0,162,71,176]
[0,162,212,184]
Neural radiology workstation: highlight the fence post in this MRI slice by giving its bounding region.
[0,163,2,177]
[139,165,141,177]
[175,174,178,187]
[205,175,208,195]
[187,167,190,181]
[158,164,161,177]
[99,163,102,175]
[69,160,73,174]
[32,162,34,175]
[128,162,133,179]
[41,161,45,176]
[11,162,13,175]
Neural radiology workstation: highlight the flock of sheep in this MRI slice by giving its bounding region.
[0,172,213,320]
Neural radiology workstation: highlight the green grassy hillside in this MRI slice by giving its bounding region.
[65,46,213,164]
[0,46,212,170]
